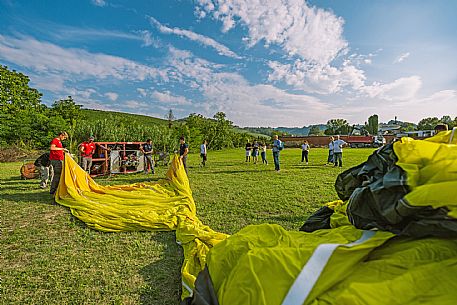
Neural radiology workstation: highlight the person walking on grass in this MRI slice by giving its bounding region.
[49,131,69,196]
[140,139,154,174]
[245,141,252,162]
[301,140,310,164]
[252,140,259,164]
[34,152,53,189]
[260,143,268,164]
[333,135,347,167]
[326,136,335,165]
[200,140,207,167]
[179,136,189,174]
[272,135,283,172]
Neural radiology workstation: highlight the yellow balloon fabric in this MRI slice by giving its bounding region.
[55,154,228,298]
[393,133,457,218]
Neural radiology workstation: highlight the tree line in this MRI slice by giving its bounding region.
[0,65,266,153]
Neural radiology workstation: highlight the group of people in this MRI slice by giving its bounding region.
[245,141,268,165]
[326,135,347,167]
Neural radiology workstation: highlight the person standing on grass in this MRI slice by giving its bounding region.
[333,135,347,167]
[252,140,259,164]
[49,131,69,196]
[260,143,268,164]
[200,140,207,167]
[79,136,110,174]
[272,135,282,172]
[140,139,155,174]
[34,152,53,189]
[301,140,310,164]
[326,136,335,165]
[245,141,252,162]
[179,136,189,174]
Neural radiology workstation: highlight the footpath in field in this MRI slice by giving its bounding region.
[56,130,457,305]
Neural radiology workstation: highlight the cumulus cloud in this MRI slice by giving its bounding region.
[105,92,118,101]
[195,0,347,65]
[362,76,422,101]
[394,52,410,63]
[148,17,241,59]
[164,47,334,126]
[151,90,192,105]
[0,34,164,81]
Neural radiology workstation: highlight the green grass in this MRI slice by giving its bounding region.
[0,148,375,304]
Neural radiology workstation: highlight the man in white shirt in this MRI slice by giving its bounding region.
[200,140,207,166]
[333,135,347,167]
[301,140,310,164]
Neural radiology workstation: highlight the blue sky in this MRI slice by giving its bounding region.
[1,0,456,127]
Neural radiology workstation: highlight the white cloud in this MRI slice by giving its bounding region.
[151,90,192,105]
[394,52,410,63]
[164,47,335,126]
[91,0,106,7]
[0,35,164,81]
[148,17,241,59]
[195,0,347,65]
[124,100,149,109]
[268,60,366,94]
[362,76,422,101]
[105,92,118,101]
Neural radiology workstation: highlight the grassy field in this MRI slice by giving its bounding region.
[0,148,375,305]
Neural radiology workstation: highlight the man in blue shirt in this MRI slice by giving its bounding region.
[272,135,282,172]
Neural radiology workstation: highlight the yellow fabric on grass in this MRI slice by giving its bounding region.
[206,223,457,305]
[55,153,228,298]
[393,132,457,218]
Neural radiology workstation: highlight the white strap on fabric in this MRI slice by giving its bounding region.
[281,230,375,305]
[450,127,456,144]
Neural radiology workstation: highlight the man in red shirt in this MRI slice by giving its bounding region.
[49,131,69,196]
[78,136,110,174]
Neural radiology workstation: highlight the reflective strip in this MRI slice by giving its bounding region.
[182,280,193,296]
[281,230,375,305]
[450,127,456,144]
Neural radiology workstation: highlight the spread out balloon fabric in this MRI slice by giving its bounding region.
[55,154,228,298]
[55,130,457,304]
[182,130,457,305]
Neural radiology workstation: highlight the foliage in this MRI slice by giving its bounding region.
[324,119,350,135]
[308,125,324,136]
[417,117,441,130]
[166,109,176,128]
[366,114,379,135]
[0,65,65,148]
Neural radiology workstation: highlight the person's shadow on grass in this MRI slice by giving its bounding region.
[139,232,183,305]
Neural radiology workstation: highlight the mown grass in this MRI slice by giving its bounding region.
[0,148,375,304]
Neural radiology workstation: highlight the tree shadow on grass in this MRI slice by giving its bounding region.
[140,232,184,305]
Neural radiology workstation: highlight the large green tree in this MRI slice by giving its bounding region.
[367,114,379,135]
[0,65,63,147]
[324,119,350,135]
[417,117,440,130]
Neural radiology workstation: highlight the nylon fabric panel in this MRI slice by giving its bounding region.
[55,154,228,298]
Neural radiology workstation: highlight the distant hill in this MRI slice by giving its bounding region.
[82,109,269,139]
[242,124,327,136]
[82,109,168,126]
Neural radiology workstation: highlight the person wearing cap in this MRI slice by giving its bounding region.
[78,136,109,174]
[49,131,69,196]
